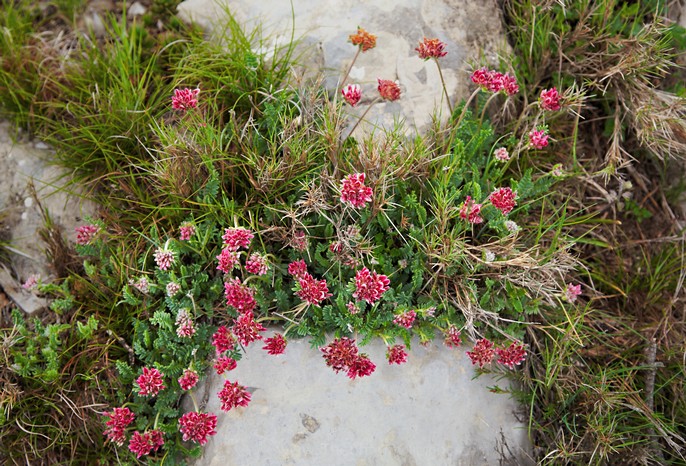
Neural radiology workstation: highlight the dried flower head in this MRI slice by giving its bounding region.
[342,84,362,106]
[377,78,401,101]
[349,27,377,52]
[340,173,373,208]
[178,411,217,445]
[172,87,199,111]
[415,37,447,60]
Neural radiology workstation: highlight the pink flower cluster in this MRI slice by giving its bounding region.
[444,325,462,348]
[212,325,236,354]
[466,338,496,368]
[539,87,561,111]
[214,356,237,374]
[489,187,517,215]
[172,88,199,112]
[166,281,181,297]
[377,78,401,101]
[232,312,265,347]
[22,274,39,290]
[218,380,252,412]
[342,84,362,107]
[565,283,582,303]
[340,173,373,208]
[136,367,166,397]
[415,37,447,60]
[470,67,519,95]
[528,129,549,149]
[103,407,135,446]
[466,338,528,369]
[459,195,484,224]
[154,247,175,271]
[224,278,256,313]
[216,248,239,273]
[392,310,417,329]
[386,344,408,365]
[175,309,196,338]
[178,411,217,445]
[128,429,164,459]
[494,147,510,161]
[288,259,308,279]
[353,267,390,304]
[222,227,254,251]
[178,369,199,391]
[179,222,196,241]
[321,337,376,379]
[263,333,287,355]
[245,253,269,275]
[296,273,332,306]
[75,224,99,245]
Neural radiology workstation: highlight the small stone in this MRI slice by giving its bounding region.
[34,141,49,150]
[24,197,33,208]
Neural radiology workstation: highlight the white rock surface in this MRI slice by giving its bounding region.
[192,332,532,466]
[177,0,509,134]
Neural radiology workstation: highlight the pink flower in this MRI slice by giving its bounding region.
[470,68,518,95]
[496,342,527,369]
[501,73,519,95]
[539,87,561,111]
[232,312,265,346]
[486,71,504,93]
[175,309,196,338]
[494,147,510,161]
[444,325,461,348]
[132,276,150,293]
[222,227,254,251]
[212,326,236,354]
[393,310,417,329]
[214,356,237,375]
[166,281,181,297]
[22,274,39,290]
[346,302,359,314]
[340,173,373,208]
[75,224,99,245]
[296,273,332,306]
[489,187,517,215]
[103,407,135,446]
[172,87,199,111]
[178,369,199,390]
[415,37,447,59]
[129,431,153,459]
[263,333,287,355]
[342,84,362,106]
[216,248,239,274]
[377,78,401,101]
[528,129,549,149]
[565,283,582,303]
[287,259,308,279]
[154,247,175,271]
[347,354,376,379]
[224,278,256,314]
[349,27,377,52]
[353,267,390,304]
[321,337,359,373]
[466,338,496,368]
[136,367,166,397]
[178,411,217,445]
[245,253,269,275]
[148,429,164,452]
[470,67,490,86]
[218,380,252,411]
[179,222,196,241]
[459,196,484,224]
[386,345,408,365]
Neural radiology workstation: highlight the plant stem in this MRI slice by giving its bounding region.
[344,98,380,142]
[455,88,481,129]
[341,48,361,88]
[434,59,453,115]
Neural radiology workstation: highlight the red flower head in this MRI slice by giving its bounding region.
[178,411,217,445]
[342,84,362,107]
[136,367,166,397]
[218,380,252,411]
[75,224,99,245]
[466,338,496,368]
[415,37,447,60]
[501,73,519,96]
[321,337,359,373]
[489,187,517,215]
[444,325,461,348]
[347,354,376,379]
[353,267,390,304]
[103,407,135,446]
[212,325,236,354]
[245,253,269,275]
[349,27,377,52]
[178,369,199,390]
[222,227,254,251]
[179,222,195,241]
[386,345,408,365]
[496,342,527,369]
[216,248,239,274]
[392,310,417,329]
[377,78,401,101]
[470,67,490,86]
[224,278,256,314]
[528,129,549,149]
[539,87,561,111]
[340,173,373,208]
[287,259,308,279]
[565,283,582,303]
[263,333,287,355]
[459,195,484,224]
[129,431,153,459]
[232,312,265,347]
[172,88,200,112]
[296,273,332,306]
[214,356,238,375]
